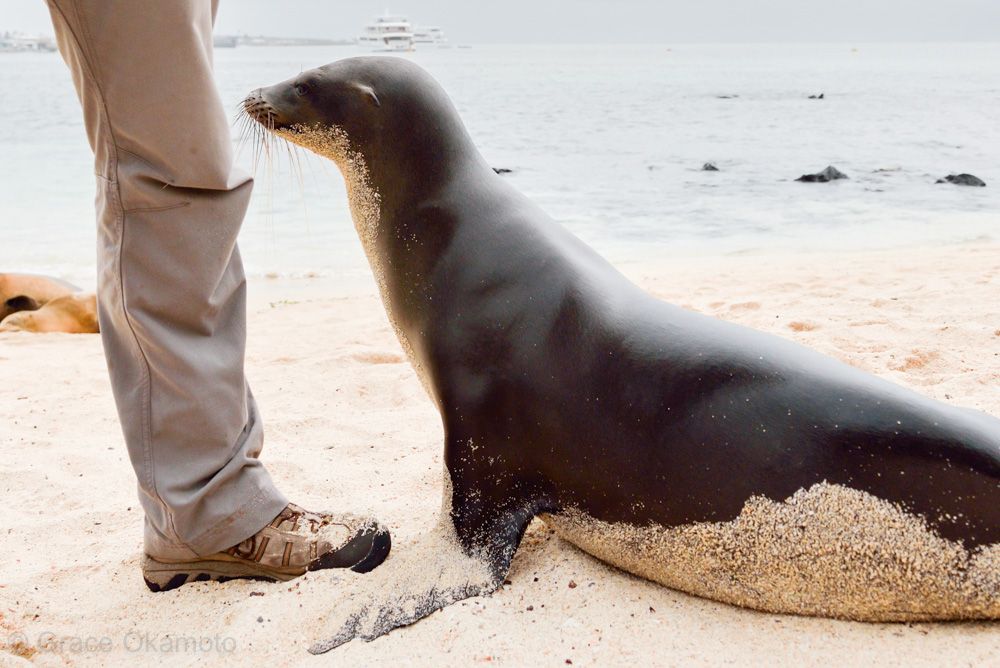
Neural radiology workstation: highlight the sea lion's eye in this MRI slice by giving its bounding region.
[294,83,310,97]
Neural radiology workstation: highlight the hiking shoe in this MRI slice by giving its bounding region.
[142,503,391,592]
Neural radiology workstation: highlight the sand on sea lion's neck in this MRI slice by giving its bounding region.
[275,123,433,397]
[275,125,381,254]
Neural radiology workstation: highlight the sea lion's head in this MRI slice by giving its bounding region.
[243,57,483,199]
[0,295,40,322]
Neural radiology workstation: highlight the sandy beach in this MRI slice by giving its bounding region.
[1,242,999,667]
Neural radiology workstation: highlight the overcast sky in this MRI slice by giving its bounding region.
[8,1,1000,43]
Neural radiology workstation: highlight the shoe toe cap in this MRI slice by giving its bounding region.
[309,524,391,573]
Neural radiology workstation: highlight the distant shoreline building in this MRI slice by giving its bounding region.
[0,32,56,53]
[212,34,355,48]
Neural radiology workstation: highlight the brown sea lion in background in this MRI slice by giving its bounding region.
[0,273,79,321]
[0,293,99,333]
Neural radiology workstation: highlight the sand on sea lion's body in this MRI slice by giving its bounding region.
[545,483,999,622]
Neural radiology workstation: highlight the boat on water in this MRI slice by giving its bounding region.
[413,26,449,46]
[358,13,414,52]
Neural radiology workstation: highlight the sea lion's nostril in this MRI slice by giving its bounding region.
[242,89,268,114]
[241,91,281,126]
[246,102,284,129]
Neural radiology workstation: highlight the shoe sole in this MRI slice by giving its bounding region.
[143,528,392,592]
[142,556,301,592]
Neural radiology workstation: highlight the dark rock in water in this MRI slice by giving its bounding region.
[936,173,986,187]
[808,93,825,99]
[493,168,513,175]
[796,165,848,183]
[702,162,720,171]
[716,94,739,99]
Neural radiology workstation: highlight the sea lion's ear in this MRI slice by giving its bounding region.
[354,83,381,108]
[5,295,39,313]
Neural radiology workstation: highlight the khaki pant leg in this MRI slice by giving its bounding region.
[46,0,288,559]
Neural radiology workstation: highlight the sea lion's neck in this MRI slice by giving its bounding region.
[370,150,491,368]
[288,122,488,253]
[347,129,491,290]
[367,131,490,215]
[320,126,491,399]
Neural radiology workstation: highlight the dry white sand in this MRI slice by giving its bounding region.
[1,243,999,666]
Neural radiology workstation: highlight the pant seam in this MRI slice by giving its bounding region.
[115,145,177,186]
[123,202,191,215]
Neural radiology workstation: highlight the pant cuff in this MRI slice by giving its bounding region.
[144,480,289,560]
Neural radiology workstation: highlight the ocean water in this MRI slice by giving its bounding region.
[1,43,998,287]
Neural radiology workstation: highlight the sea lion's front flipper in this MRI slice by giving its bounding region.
[308,514,502,654]
[310,429,551,653]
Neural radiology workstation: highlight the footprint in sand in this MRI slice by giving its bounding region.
[788,321,819,332]
[352,352,405,365]
[889,350,940,372]
[849,319,891,327]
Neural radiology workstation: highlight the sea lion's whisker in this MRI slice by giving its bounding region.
[251,122,266,174]
[279,135,310,220]
[287,141,306,190]
[247,122,258,172]
[256,114,277,236]
[233,112,253,162]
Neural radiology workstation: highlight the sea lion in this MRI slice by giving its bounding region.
[0,293,99,333]
[0,273,78,321]
[243,57,999,651]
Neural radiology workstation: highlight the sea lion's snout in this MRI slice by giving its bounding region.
[242,87,293,130]
[242,74,338,134]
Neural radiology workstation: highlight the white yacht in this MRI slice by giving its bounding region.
[413,26,448,46]
[358,13,414,52]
